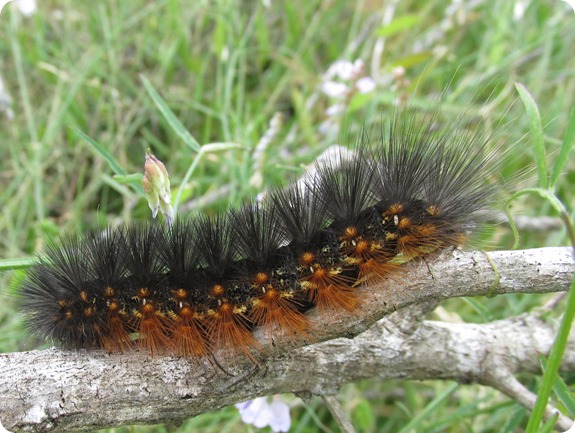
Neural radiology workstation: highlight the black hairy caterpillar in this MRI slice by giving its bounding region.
[20,108,508,359]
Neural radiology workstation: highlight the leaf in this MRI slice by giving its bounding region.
[113,173,144,186]
[377,15,421,38]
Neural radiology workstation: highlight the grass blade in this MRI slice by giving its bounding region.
[515,82,548,189]
[550,107,575,189]
[74,129,145,196]
[74,128,126,175]
[0,258,38,272]
[140,74,201,152]
[396,382,459,433]
[539,354,575,417]
[525,274,575,432]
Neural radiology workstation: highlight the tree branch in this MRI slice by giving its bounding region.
[1,247,573,432]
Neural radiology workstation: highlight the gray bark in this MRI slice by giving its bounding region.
[1,247,573,432]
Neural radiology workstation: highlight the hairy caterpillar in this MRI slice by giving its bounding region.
[20,108,508,360]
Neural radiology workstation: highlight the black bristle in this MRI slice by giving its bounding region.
[20,105,511,356]
[22,240,105,348]
[159,218,201,286]
[122,223,167,291]
[193,212,237,277]
[312,144,377,230]
[270,184,330,247]
[229,201,286,265]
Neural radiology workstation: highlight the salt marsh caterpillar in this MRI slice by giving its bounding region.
[21,107,509,360]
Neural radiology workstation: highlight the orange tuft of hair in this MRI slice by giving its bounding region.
[101,310,133,353]
[397,222,455,258]
[132,303,173,355]
[351,239,398,282]
[170,306,210,358]
[205,301,257,362]
[384,203,405,217]
[301,266,357,312]
[249,286,309,343]
[358,257,402,287]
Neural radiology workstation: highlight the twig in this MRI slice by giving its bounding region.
[1,247,573,433]
[321,395,357,433]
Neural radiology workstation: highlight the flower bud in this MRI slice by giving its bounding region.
[142,150,173,226]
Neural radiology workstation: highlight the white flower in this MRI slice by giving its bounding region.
[0,1,10,14]
[319,58,376,136]
[220,45,230,61]
[236,398,272,428]
[356,76,376,94]
[325,103,344,116]
[236,396,291,432]
[353,58,365,74]
[562,0,575,14]
[321,81,349,98]
[392,66,406,79]
[268,399,291,432]
[322,58,376,99]
[514,0,528,19]
[326,59,366,81]
[0,0,37,16]
[318,118,337,135]
[0,76,14,120]
[16,0,35,15]
[329,60,355,80]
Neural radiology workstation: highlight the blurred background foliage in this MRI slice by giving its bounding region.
[1,0,574,432]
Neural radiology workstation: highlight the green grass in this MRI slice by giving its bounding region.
[1,0,574,432]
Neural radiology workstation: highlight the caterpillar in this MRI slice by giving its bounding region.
[20,107,508,360]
